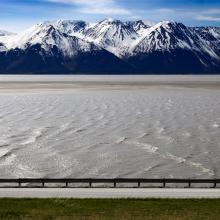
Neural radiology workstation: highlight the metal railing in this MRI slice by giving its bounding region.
[0,178,219,188]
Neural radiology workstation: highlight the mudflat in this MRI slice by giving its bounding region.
[0,75,220,93]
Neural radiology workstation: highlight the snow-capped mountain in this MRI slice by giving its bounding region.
[0,21,130,74]
[82,18,148,57]
[48,19,150,57]
[2,22,102,57]
[130,21,218,56]
[0,19,219,74]
[127,21,220,73]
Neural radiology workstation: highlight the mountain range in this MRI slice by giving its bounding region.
[0,19,220,74]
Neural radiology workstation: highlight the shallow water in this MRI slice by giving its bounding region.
[0,82,220,179]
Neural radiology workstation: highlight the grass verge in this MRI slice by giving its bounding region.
[0,198,219,220]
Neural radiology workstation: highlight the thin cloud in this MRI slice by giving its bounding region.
[203,9,220,15]
[196,15,220,21]
[195,8,220,22]
[47,0,131,15]
[156,8,175,13]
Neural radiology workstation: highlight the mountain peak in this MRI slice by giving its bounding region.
[147,21,188,35]
[100,18,122,25]
[106,18,114,22]
[104,18,117,22]
[143,20,156,27]
[156,20,179,28]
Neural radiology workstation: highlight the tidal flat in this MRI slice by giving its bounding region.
[0,75,219,179]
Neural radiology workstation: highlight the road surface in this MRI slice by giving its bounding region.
[0,188,220,198]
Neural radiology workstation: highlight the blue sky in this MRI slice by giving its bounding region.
[0,0,220,32]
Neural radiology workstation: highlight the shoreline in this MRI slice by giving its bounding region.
[0,75,220,93]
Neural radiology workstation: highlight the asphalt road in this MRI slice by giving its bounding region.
[0,188,220,198]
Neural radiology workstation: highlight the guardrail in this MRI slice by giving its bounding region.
[0,178,219,188]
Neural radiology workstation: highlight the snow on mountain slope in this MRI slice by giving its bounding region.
[1,22,100,57]
[53,20,90,37]
[125,20,150,35]
[131,21,195,52]
[0,42,7,52]
[83,18,148,57]
[0,30,15,51]
[194,27,220,41]
[193,27,220,57]
[130,21,219,61]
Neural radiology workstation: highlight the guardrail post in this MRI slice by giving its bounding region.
[188,180,191,188]
[163,179,166,188]
[214,180,217,188]
[66,182,68,188]
[89,181,92,188]
[138,181,141,188]
[114,181,116,188]
[42,181,45,187]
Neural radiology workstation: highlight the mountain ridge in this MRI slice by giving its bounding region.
[0,19,220,74]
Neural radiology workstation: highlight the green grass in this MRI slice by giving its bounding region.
[0,199,220,220]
